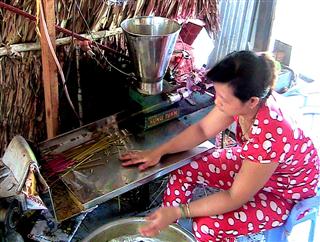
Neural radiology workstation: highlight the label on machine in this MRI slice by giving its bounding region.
[145,108,180,129]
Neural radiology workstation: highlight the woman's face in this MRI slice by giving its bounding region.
[213,82,250,116]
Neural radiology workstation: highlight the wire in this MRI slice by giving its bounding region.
[39,0,80,121]
[74,1,136,79]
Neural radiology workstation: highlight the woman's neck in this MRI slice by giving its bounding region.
[238,105,260,141]
[240,104,260,122]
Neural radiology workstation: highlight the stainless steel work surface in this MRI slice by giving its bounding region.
[38,113,214,218]
[61,139,213,209]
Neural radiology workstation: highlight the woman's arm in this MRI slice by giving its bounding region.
[120,106,234,170]
[156,106,234,155]
[139,160,279,236]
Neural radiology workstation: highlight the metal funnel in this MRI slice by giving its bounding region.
[121,16,181,95]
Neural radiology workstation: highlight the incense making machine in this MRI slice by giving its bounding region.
[120,16,214,130]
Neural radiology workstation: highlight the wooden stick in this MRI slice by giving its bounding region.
[0,28,123,57]
[40,0,58,138]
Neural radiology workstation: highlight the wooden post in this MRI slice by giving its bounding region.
[40,0,59,138]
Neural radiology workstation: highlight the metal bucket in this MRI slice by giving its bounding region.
[121,16,181,95]
[83,217,196,242]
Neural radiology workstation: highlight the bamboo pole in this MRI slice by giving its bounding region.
[40,0,59,138]
[0,28,123,57]
[0,2,125,57]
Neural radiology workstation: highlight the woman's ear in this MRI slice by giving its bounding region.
[249,97,260,109]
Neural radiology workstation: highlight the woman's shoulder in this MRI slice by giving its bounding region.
[257,92,297,127]
[250,92,296,144]
[254,92,311,146]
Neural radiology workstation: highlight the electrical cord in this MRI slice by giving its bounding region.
[74,1,136,79]
[39,0,80,121]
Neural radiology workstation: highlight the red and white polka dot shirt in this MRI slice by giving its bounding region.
[237,92,319,201]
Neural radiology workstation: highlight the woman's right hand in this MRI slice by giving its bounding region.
[119,149,162,171]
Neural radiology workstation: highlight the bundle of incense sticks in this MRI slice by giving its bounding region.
[41,130,130,184]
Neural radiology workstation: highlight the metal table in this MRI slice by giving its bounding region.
[38,111,214,221]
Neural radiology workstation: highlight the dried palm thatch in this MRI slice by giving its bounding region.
[54,0,219,38]
[0,52,45,155]
[0,0,219,156]
[0,1,42,156]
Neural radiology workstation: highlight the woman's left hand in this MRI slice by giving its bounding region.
[119,149,162,171]
[139,206,180,237]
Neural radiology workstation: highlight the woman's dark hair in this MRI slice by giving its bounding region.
[206,51,277,102]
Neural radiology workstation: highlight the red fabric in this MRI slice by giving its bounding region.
[238,92,319,201]
[163,92,319,241]
[163,147,294,241]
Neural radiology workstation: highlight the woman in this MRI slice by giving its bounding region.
[120,51,319,241]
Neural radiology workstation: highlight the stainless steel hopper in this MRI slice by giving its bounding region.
[121,16,181,95]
